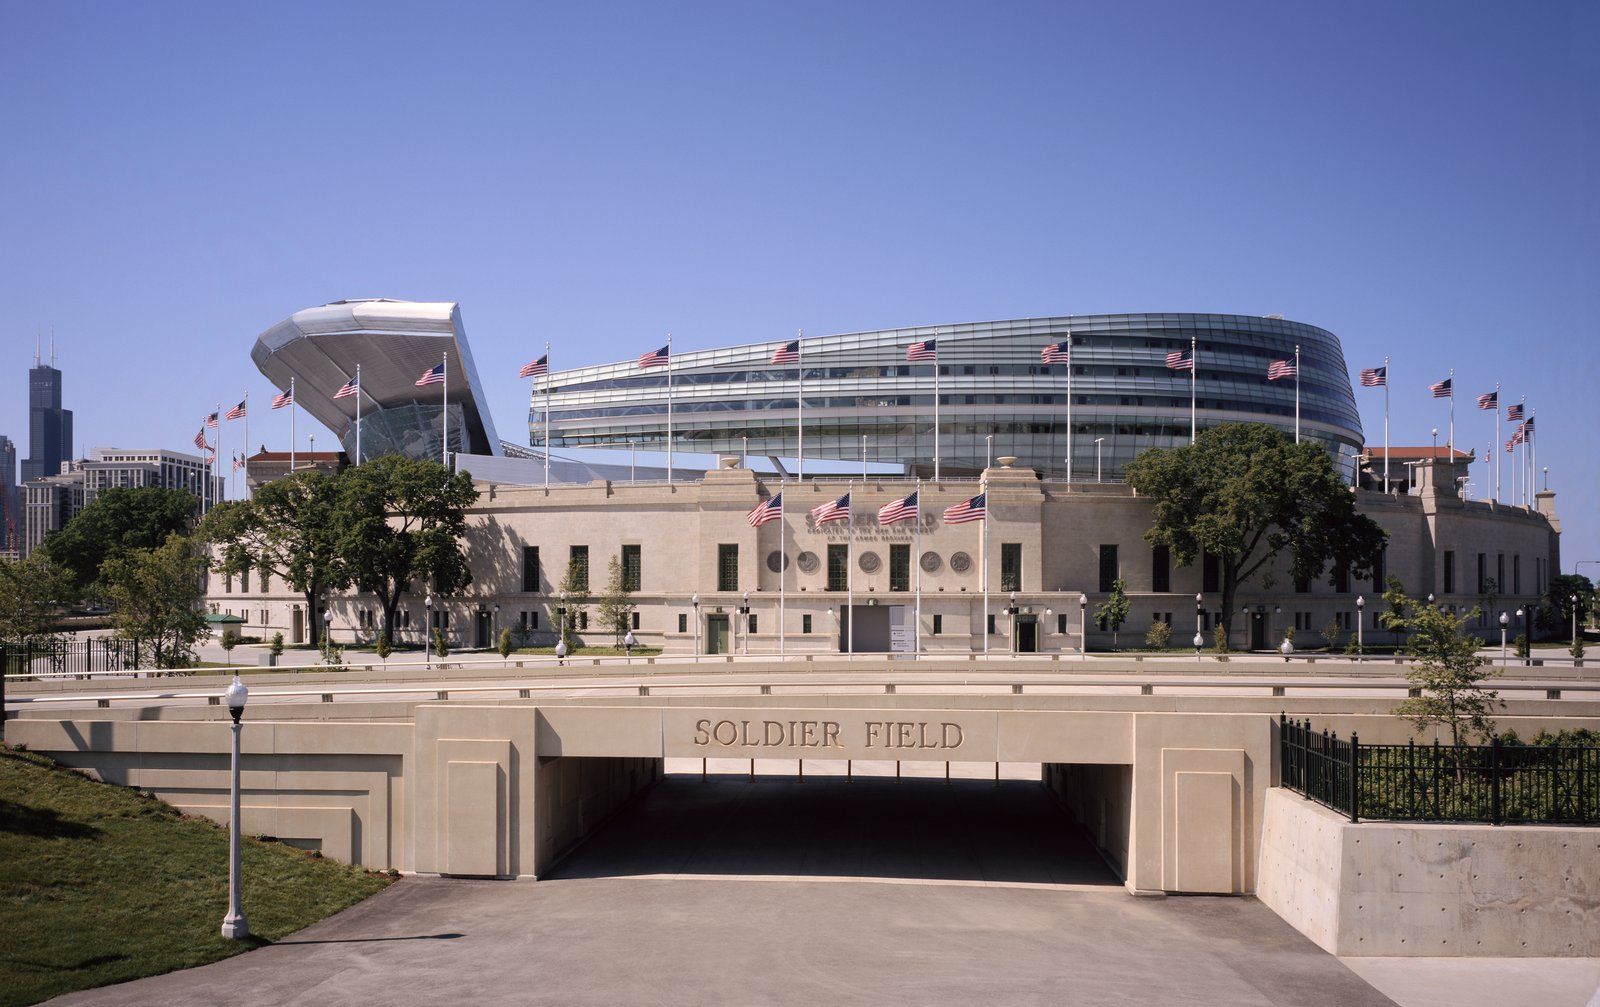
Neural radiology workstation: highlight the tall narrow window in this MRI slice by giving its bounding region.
[717,544,739,592]
[569,545,589,593]
[1334,564,1350,594]
[932,613,943,635]
[522,546,540,593]
[1512,555,1521,595]
[802,614,812,634]
[240,560,250,593]
[1202,553,1220,593]
[1152,544,1170,593]
[1370,548,1385,594]
[1098,545,1118,593]
[1476,553,1486,595]
[1443,550,1455,595]
[827,544,848,591]
[1001,543,1022,593]
[621,544,642,592]
[889,544,910,592]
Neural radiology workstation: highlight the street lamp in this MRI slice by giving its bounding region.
[322,608,332,655]
[493,603,500,647]
[691,593,701,658]
[742,591,751,655]
[1426,593,1435,608]
[624,630,636,662]
[1078,593,1088,658]
[1193,592,1205,655]
[1355,595,1365,657]
[221,675,250,940]
[1280,635,1295,660]
[1094,437,1105,483]
[1008,591,1018,653]
[1516,607,1527,665]
[424,594,434,671]
[1499,611,1508,666]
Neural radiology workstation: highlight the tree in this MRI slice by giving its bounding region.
[0,555,70,646]
[200,471,347,648]
[1391,589,1501,746]
[1095,577,1130,649]
[1545,574,1594,642]
[41,486,197,597]
[596,556,636,646]
[1124,423,1387,644]
[497,627,514,660]
[335,456,479,643]
[100,534,210,670]
[1378,575,1409,648]
[375,632,391,665]
[220,627,240,662]
[557,556,588,650]
[1145,619,1172,650]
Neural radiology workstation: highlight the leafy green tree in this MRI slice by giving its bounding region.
[1390,589,1501,746]
[41,486,196,597]
[100,534,209,670]
[557,557,588,650]
[200,472,346,648]
[1124,423,1387,643]
[497,627,514,660]
[220,627,240,661]
[335,456,479,642]
[374,632,391,664]
[1544,574,1594,642]
[596,556,636,647]
[270,631,284,659]
[1144,619,1172,650]
[1094,577,1130,649]
[1378,575,1410,648]
[0,555,70,646]
[432,628,449,658]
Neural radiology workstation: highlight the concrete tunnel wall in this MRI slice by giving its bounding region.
[1045,763,1134,879]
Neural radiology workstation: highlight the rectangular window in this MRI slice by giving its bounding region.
[890,544,910,592]
[1371,549,1384,594]
[717,544,739,592]
[1202,553,1220,593]
[569,545,589,593]
[522,546,540,593]
[802,614,812,634]
[1098,545,1119,593]
[986,613,996,635]
[631,611,640,630]
[748,614,758,635]
[1497,554,1504,595]
[239,562,250,593]
[621,544,641,592]
[224,573,232,594]
[1152,544,1170,593]
[578,611,588,630]
[1443,550,1455,595]
[678,613,687,633]
[1057,612,1067,634]
[932,613,942,635]
[519,611,528,630]
[1513,555,1520,595]
[827,544,849,592]
[1477,553,1486,595]
[1294,575,1309,594]
[1334,564,1350,594]
[1001,543,1022,593]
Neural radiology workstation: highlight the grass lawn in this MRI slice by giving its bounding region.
[0,746,394,1007]
[510,645,664,657]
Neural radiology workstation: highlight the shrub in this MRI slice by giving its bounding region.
[219,627,240,656]
[433,628,449,658]
[1319,617,1342,651]
[1145,620,1172,650]
[497,627,514,659]
[1211,625,1229,654]
[1513,633,1529,659]
[374,632,391,661]
[269,631,284,658]
[1571,635,1586,661]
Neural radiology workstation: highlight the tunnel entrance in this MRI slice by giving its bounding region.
[544,760,1128,888]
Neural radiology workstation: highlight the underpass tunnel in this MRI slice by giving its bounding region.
[542,757,1132,889]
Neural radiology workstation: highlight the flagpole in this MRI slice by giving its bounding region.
[796,330,804,481]
[1447,367,1454,459]
[242,392,250,498]
[290,377,297,475]
[847,482,854,657]
[1293,344,1301,444]
[544,340,552,491]
[914,479,922,658]
[779,493,786,658]
[216,402,223,503]
[354,365,362,466]
[1494,383,1500,503]
[441,352,449,469]
[982,477,990,656]
[1189,333,1197,445]
[1529,411,1536,502]
[1065,326,1074,484]
[1383,357,1390,494]
[933,331,941,482]
[1518,395,1525,506]
[666,334,674,486]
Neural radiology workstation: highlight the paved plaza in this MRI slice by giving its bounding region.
[52,774,1399,1006]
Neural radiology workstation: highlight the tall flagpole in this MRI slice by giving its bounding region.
[779,493,786,657]
[1529,410,1536,501]
[933,331,941,482]
[1065,326,1074,483]
[289,377,297,475]
[441,352,449,469]
[215,401,223,503]
[666,334,674,486]
[1447,367,1454,459]
[1293,344,1301,443]
[544,340,552,491]
[1189,333,1197,445]
[354,365,362,466]
[796,330,804,481]
[847,482,854,657]
[1494,382,1500,503]
[242,392,250,497]
[1382,357,1390,494]
[914,479,922,657]
[982,477,990,656]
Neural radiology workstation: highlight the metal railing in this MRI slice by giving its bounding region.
[1280,714,1600,825]
[1,640,136,680]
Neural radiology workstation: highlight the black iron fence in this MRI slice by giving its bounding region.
[1279,715,1600,825]
[1,639,138,680]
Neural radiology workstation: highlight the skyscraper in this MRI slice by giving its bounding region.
[22,340,72,485]
[0,434,16,552]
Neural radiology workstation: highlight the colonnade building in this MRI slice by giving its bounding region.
[210,455,1559,655]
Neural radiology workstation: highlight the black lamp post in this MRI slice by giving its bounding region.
[1078,592,1088,658]
[1193,593,1205,655]
[425,594,434,671]
[221,675,249,940]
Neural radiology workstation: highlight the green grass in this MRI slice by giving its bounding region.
[509,645,664,657]
[0,746,394,1007]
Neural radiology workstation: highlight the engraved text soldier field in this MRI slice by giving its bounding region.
[661,708,999,761]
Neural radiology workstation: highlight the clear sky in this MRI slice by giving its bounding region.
[1,1,1595,570]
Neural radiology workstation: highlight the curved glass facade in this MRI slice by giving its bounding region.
[532,313,1364,481]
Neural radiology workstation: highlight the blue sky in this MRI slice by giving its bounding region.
[1,1,1595,569]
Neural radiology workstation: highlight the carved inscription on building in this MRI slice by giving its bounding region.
[691,718,965,751]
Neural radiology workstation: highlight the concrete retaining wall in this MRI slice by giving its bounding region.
[1045,762,1133,878]
[1257,787,1600,956]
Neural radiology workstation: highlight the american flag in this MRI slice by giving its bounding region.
[905,339,937,362]
[638,345,670,368]
[1359,366,1386,387]
[1266,359,1296,381]
[193,429,208,451]
[1507,403,1524,421]
[942,492,986,524]
[1040,340,1070,364]
[1507,430,1524,450]
[416,363,446,386]
[334,375,359,399]
[878,491,918,525]
[1165,350,1193,371]
[747,492,783,528]
[271,389,294,409]
[1476,391,1497,410]
[810,492,851,524]
[232,453,242,472]
[205,411,219,428]
[770,340,799,364]
[1429,377,1452,398]
[1521,416,1534,436]
[519,355,549,379]
[225,399,247,421]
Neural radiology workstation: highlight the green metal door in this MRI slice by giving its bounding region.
[707,615,730,655]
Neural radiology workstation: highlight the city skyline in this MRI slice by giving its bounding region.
[1,2,1593,566]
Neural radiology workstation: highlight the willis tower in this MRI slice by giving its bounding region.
[22,338,72,484]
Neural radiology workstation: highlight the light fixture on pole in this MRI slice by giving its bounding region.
[1279,635,1294,660]
[1355,595,1365,656]
[1194,592,1205,655]
[424,594,434,671]
[691,593,701,658]
[1078,593,1088,658]
[742,590,750,655]
[1499,611,1509,666]
[1009,591,1018,653]
[624,629,636,662]
[221,675,250,940]
[1094,437,1104,483]
[1516,607,1527,666]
